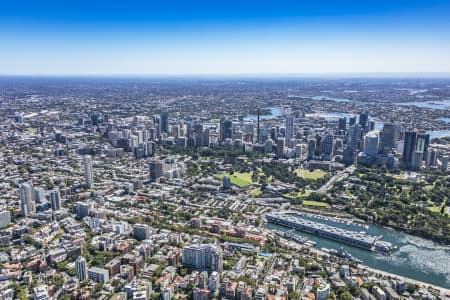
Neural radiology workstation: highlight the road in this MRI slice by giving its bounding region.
[359,265,450,299]
[317,165,355,193]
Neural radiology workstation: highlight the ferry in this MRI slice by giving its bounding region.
[267,212,396,254]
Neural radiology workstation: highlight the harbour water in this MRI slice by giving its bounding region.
[397,99,450,110]
[428,130,450,139]
[247,106,450,139]
[311,95,352,103]
[267,219,450,288]
[244,107,282,121]
[437,117,450,123]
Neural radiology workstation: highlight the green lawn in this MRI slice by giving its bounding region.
[428,199,448,216]
[216,172,254,188]
[302,200,330,207]
[282,190,312,199]
[295,168,328,180]
[390,173,405,180]
[428,206,441,213]
[249,188,262,196]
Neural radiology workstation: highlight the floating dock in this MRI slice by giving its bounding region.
[266,212,395,254]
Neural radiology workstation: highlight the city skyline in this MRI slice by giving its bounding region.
[1,0,450,75]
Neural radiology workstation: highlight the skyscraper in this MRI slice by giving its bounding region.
[276,138,285,159]
[49,189,61,211]
[285,114,295,147]
[76,202,91,220]
[359,112,369,132]
[410,150,423,170]
[347,124,361,151]
[364,131,380,157]
[343,124,361,165]
[426,149,437,167]
[149,159,164,181]
[160,112,169,134]
[220,119,233,142]
[319,133,334,160]
[203,128,210,147]
[338,117,347,131]
[182,244,223,273]
[440,156,449,172]
[0,211,11,228]
[20,182,35,217]
[222,176,231,190]
[133,223,150,241]
[83,156,94,189]
[416,132,430,160]
[33,187,46,203]
[75,256,88,282]
[402,129,417,169]
[193,124,204,148]
[380,123,396,154]
[256,108,261,143]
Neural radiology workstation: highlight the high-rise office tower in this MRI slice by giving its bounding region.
[203,128,210,147]
[172,125,180,139]
[359,112,369,132]
[270,127,277,141]
[49,189,62,211]
[75,256,88,282]
[338,117,347,131]
[402,129,418,169]
[347,124,361,151]
[343,124,361,165]
[410,150,423,170]
[33,187,46,203]
[220,119,233,142]
[256,108,261,143]
[76,202,91,220]
[222,176,231,190]
[416,132,430,160]
[426,149,437,167]
[0,211,11,228]
[319,133,334,160]
[20,182,35,217]
[314,135,322,157]
[193,124,204,148]
[153,115,161,137]
[149,159,163,181]
[380,123,396,154]
[276,138,285,158]
[84,156,94,189]
[441,156,449,172]
[368,120,376,132]
[364,131,380,157]
[133,223,150,241]
[349,117,357,126]
[160,112,169,134]
[307,138,316,160]
[91,113,101,126]
[285,114,295,147]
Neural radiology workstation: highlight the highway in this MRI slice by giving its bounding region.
[317,165,355,193]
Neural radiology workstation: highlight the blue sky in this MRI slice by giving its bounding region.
[1,0,450,75]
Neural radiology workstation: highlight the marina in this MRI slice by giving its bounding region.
[266,212,396,254]
[267,220,450,289]
[273,229,317,247]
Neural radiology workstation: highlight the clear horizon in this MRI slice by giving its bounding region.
[1,0,450,75]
